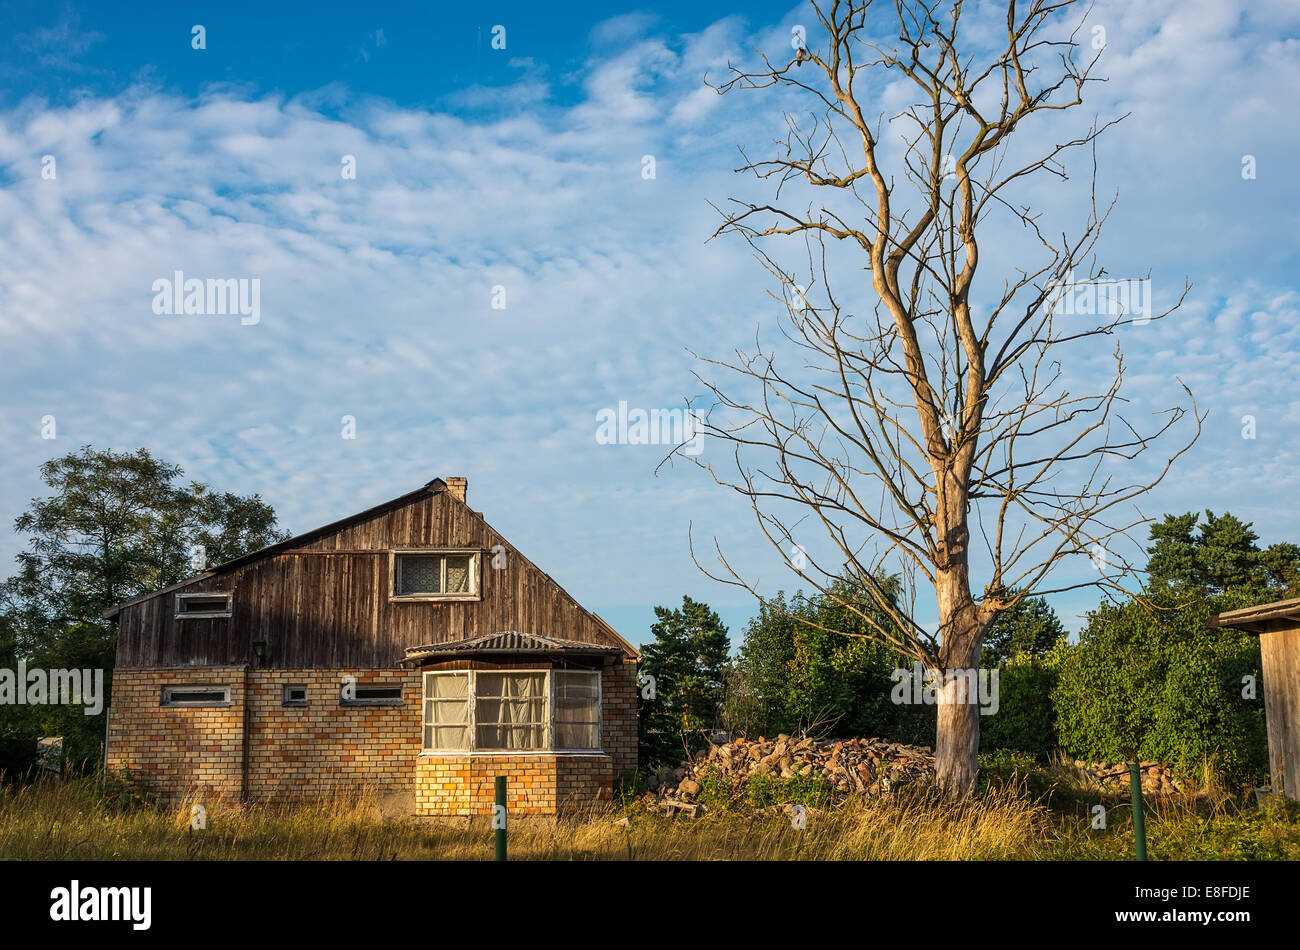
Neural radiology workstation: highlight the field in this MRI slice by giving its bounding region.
[2,755,1298,861]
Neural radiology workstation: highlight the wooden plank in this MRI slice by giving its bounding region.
[113,489,634,669]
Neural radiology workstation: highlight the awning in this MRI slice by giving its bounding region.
[399,631,625,666]
[1211,596,1300,634]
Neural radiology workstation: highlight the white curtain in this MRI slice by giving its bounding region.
[423,672,469,750]
[554,671,599,750]
[475,672,545,750]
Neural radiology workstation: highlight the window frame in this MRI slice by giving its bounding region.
[282,685,308,707]
[174,591,233,619]
[388,548,482,602]
[422,671,471,752]
[341,684,404,707]
[420,668,603,755]
[552,669,602,753]
[161,684,232,707]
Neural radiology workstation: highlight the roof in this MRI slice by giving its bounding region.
[101,478,452,619]
[400,631,626,666]
[96,475,642,660]
[1212,596,1300,634]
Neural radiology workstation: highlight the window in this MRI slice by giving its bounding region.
[554,671,600,750]
[390,550,480,600]
[423,672,469,751]
[342,685,403,706]
[420,669,602,753]
[175,592,233,619]
[161,685,231,707]
[282,685,307,706]
[476,672,547,750]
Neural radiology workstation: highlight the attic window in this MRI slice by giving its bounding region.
[175,592,232,619]
[161,685,231,707]
[390,550,480,601]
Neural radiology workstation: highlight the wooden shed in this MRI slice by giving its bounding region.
[1213,597,1300,800]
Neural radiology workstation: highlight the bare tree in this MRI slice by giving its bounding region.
[678,0,1201,794]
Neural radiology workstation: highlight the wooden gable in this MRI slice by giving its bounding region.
[109,480,637,669]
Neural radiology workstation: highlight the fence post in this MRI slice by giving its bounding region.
[494,775,507,861]
[1128,763,1147,861]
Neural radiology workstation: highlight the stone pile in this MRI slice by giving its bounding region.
[1070,759,1185,793]
[642,734,938,816]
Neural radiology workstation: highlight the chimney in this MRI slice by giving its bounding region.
[444,477,467,504]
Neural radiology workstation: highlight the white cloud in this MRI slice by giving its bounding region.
[0,1,1298,635]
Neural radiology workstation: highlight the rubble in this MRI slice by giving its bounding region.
[1068,759,1186,794]
[633,737,1188,819]
[641,734,938,816]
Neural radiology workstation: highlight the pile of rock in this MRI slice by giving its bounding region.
[642,734,937,816]
[1069,759,1184,794]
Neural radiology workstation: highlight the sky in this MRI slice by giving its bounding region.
[1,0,1299,648]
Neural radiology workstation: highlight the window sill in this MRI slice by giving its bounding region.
[340,701,404,707]
[418,750,608,758]
[389,595,481,603]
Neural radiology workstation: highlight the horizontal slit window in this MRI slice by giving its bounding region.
[343,685,403,706]
[161,685,231,707]
[175,592,233,619]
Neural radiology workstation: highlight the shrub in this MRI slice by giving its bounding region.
[980,647,1062,758]
[1052,593,1267,786]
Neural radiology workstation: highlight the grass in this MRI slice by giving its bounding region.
[2,763,1297,861]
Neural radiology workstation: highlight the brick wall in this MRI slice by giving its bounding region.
[415,754,610,816]
[106,660,636,809]
[105,667,246,802]
[245,669,422,802]
[603,659,639,777]
[556,755,615,811]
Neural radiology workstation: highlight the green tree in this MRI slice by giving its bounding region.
[725,575,934,745]
[0,445,289,770]
[980,592,1065,667]
[725,591,799,737]
[0,611,39,777]
[638,596,731,767]
[1146,510,1300,599]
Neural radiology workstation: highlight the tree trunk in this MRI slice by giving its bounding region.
[933,519,986,796]
[934,615,982,796]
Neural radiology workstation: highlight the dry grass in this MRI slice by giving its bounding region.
[1,772,1296,861]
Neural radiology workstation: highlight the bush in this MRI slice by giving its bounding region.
[980,647,1062,759]
[693,766,836,814]
[1052,593,1268,786]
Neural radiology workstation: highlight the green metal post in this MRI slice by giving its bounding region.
[1128,762,1147,861]
[494,775,507,861]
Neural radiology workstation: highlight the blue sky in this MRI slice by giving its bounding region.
[2,0,1299,648]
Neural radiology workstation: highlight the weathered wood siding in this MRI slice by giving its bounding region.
[1260,624,1300,800]
[114,488,627,668]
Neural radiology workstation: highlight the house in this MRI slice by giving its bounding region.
[102,476,640,816]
